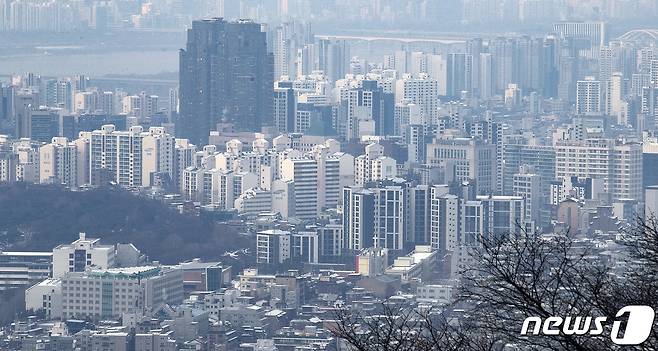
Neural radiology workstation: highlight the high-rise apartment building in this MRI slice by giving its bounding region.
[555,139,643,201]
[343,187,375,252]
[426,137,497,195]
[354,143,397,187]
[346,80,393,139]
[576,77,602,115]
[87,125,174,188]
[395,74,439,122]
[39,137,81,187]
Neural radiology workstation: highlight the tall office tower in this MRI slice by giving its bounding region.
[489,37,517,93]
[540,35,559,98]
[599,46,613,82]
[0,84,12,123]
[468,38,483,96]
[0,0,7,31]
[552,21,606,59]
[516,36,542,93]
[168,88,178,117]
[27,108,61,143]
[98,91,115,115]
[446,53,473,97]
[426,137,497,195]
[422,56,446,96]
[479,53,494,100]
[576,77,602,115]
[318,39,349,82]
[13,89,39,138]
[409,185,431,245]
[555,139,643,202]
[557,55,577,103]
[273,23,293,80]
[296,44,315,77]
[611,40,637,76]
[178,19,273,146]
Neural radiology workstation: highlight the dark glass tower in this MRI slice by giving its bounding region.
[178,18,273,146]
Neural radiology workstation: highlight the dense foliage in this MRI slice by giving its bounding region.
[0,183,251,264]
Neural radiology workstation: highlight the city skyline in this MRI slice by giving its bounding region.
[1,2,658,350]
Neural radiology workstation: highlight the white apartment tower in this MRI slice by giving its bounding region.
[87,125,174,188]
[281,157,319,219]
[395,73,439,122]
[554,139,642,202]
[39,137,80,187]
[354,143,396,186]
[576,77,602,115]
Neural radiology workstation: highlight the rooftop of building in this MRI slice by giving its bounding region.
[82,266,163,279]
[32,278,61,288]
[257,229,291,236]
[386,246,436,273]
[0,251,52,257]
[53,233,114,251]
[179,259,222,271]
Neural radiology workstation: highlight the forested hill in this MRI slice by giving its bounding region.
[0,183,250,264]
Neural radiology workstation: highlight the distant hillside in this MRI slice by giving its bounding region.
[0,183,251,264]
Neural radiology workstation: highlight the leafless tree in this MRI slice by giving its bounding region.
[331,218,658,350]
[330,300,496,351]
[459,232,617,350]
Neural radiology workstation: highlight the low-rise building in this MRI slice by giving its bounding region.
[25,278,62,319]
[384,245,437,283]
[0,251,52,290]
[61,266,183,320]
